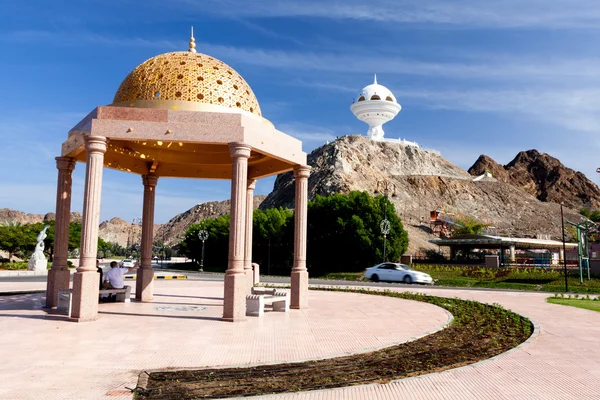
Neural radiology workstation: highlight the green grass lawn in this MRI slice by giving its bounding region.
[319,266,600,294]
[547,297,600,312]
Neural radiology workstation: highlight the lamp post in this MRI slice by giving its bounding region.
[375,180,396,262]
[198,230,209,272]
[129,217,142,258]
[560,203,568,292]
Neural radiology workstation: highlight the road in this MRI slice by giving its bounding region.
[0,268,538,294]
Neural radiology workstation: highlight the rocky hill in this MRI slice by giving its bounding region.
[0,209,154,248]
[3,137,592,255]
[0,208,82,225]
[97,217,163,248]
[156,196,266,246]
[262,135,585,254]
[469,150,600,209]
[0,197,265,249]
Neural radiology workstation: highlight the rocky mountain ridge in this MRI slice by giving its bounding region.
[0,197,265,249]
[262,135,586,254]
[156,196,266,246]
[2,137,592,254]
[0,208,82,225]
[468,150,600,210]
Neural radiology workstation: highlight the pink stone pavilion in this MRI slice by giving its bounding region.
[45,33,310,322]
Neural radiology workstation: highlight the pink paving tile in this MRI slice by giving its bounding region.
[2,280,600,399]
[0,280,448,399]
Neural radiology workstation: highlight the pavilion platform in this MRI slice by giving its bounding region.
[0,280,448,399]
[3,279,600,399]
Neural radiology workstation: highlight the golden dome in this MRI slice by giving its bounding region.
[112,51,261,116]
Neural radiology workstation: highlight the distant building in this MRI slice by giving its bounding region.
[350,74,401,141]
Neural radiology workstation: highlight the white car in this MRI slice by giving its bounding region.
[119,259,134,268]
[363,263,433,284]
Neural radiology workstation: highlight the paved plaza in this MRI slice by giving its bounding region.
[1,279,599,399]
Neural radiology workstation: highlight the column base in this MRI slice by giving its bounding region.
[135,268,154,302]
[222,272,247,322]
[45,267,70,308]
[70,271,99,322]
[291,270,309,309]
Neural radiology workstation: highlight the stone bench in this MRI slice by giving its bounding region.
[250,287,277,296]
[99,287,132,303]
[57,287,132,316]
[246,290,289,317]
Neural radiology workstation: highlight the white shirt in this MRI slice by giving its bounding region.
[104,268,128,289]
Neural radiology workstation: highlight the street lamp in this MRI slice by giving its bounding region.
[375,180,396,262]
[128,217,142,257]
[560,203,568,292]
[198,230,209,272]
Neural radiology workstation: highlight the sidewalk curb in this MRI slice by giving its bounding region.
[0,269,77,277]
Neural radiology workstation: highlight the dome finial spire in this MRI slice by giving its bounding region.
[189,26,197,53]
[374,73,377,84]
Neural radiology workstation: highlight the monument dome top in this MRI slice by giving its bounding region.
[112,29,261,116]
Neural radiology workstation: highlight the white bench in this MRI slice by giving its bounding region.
[57,287,131,316]
[99,287,132,303]
[246,290,289,317]
[251,287,277,296]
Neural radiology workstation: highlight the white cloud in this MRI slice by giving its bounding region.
[4,29,600,85]
[395,87,600,133]
[0,29,179,50]
[179,0,600,29]
[278,122,337,143]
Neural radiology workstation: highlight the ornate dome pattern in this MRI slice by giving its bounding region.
[113,51,261,116]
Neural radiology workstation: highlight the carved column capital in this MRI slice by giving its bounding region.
[247,178,257,191]
[84,135,107,154]
[229,142,252,159]
[294,165,311,179]
[142,174,159,188]
[55,156,76,171]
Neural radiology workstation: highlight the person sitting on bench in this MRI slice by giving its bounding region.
[103,260,138,290]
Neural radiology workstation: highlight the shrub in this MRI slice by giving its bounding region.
[0,261,29,270]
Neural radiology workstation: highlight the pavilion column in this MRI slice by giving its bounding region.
[244,179,256,290]
[509,245,516,263]
[291,165,311,309]
[45,157,76,308]
[223,142,251,322]
[71,136,107,322]
[136,174,158,302]
[559,248,565,262]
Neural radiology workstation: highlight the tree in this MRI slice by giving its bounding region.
[97,237,111,258]
[452,216,489,235]
[0,223,29,260]
[307,191,408,275]
[180,215,231,271]
[590,210,600,223]
[68,222,81,251]
[253,208,294,275]
[580,207,592,219]
[178,191,410,277]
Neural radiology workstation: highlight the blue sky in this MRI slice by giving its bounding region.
[1,0,600,223]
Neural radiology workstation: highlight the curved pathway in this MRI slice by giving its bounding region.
[0,280,448,399]
[1,280,599,399]
[254,286,600,400]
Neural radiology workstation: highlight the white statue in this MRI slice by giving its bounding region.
[28,225,50,272]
